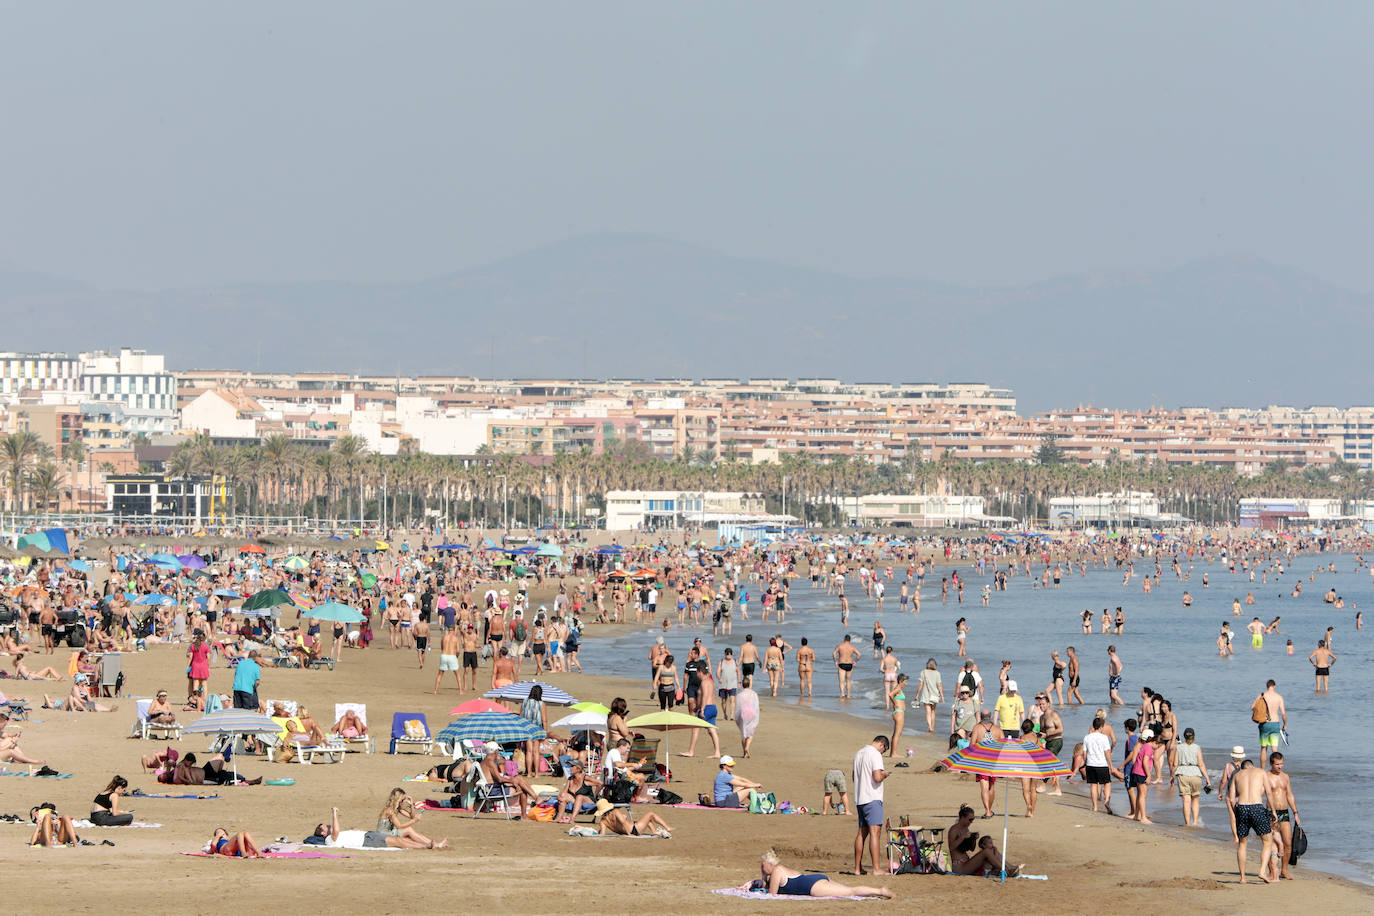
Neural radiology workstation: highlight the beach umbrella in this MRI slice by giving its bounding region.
[551,710,608,731]
[435,711,544,746]
[67,560,92,572]
[283,556,309,571]
[360,573,378,589]
[374,540,390,551]
[306,602,364,623]
[625,710,714,779]
[212,589,242,599]
[940,737,1071,881]
[448,698,510,716]
[483,681,577,705]
[569,701,611,715]
[135,593,176,606]
[179,554,208,569]
[242,588,295,611]
[433,544,469,551]
[183,710,283,781]
[535,543,563,558]
[492,558,515,566]
[239,545,266,554]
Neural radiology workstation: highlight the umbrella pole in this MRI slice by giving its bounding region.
[1001,800,1009,882]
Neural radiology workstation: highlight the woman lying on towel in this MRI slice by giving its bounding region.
[304,806,449,850]
[208,826,262,858]
[593,798,673,838]
[757,848,893,898]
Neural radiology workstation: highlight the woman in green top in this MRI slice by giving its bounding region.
[887,674,909,756]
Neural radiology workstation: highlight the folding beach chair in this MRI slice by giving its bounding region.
[628,736,661,778]
[389,712,434,755]
[0,691,32,722]
[133,698,182,741]
[333,702,374,754]
[98,653,125,698]
[470,765,514,820]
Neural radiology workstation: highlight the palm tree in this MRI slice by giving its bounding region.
[28,462,64,514]
[2,431,43,512]
[261,434,296,512]
[331,435,368,523]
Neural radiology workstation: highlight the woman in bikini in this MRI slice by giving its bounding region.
[758,848,892,898]
[208,826,263,858]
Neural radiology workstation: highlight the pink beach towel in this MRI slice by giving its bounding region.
[712,883,876,901]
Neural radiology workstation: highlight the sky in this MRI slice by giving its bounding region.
[1,1,1371,292]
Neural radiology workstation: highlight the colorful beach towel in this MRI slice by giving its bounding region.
[670,803,745,811]
[0,770,74,779]
[73,819,162,829]
[712,884,876,901]
[129,790,220,799]
[181,850,349,859]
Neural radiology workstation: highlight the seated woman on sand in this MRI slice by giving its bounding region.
[756,848,892,898]
[950,832,1021,877]
[2,632,33,654]
[43,674,117,712]
[375,789,448,849]
[207,826,262,858]
[332,708,368,740]
[305,806,449,850]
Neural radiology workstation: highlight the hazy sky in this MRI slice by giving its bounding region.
[2,1,1371,291]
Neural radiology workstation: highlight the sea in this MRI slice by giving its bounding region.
[578,549,1373,885]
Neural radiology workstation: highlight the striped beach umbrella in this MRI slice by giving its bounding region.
[436,711,545,746]
[184,710,283,780]
[941,737,1070,880]
[483,681,577,706]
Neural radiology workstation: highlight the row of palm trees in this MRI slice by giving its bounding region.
[2,429,1370,526]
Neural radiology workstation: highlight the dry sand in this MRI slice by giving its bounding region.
[4,635,1370,914]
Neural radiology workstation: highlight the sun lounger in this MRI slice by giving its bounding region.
[388,712,434,755]
[97,653,124,697]
[333,703,374,754]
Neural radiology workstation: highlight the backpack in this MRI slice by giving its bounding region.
[514,622,527,643]
[607,779,637,804]
[1250,696,1269,724]
[961,671,977,692]
[1288,823,1308,864]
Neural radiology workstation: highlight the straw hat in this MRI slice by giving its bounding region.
[592,798,615,822]
[1230,746,1245,759]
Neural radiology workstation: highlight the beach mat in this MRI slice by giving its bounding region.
[670,803,744,811]
[712,884,875,900]
[72,819,163,829]
[418,801,476,813]
[182,850,349,859]
[130,790,221,799]
[0,770,74,779]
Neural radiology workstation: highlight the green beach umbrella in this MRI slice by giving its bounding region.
[360,573,378,589]
[242,588,295,611]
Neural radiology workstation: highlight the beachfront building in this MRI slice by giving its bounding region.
[1238,497,1344,529]
[857,493,990,527]
[7,403,83,460]
[81,349,178,435]
[0,352,82,403]
[603,489,771,531]
[105,472,221,522]
[1048,491,1164,528]
[1217,405,1374,469]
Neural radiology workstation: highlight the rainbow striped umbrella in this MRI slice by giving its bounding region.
[941,737,1069,881]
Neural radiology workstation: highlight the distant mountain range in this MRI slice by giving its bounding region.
[4,233,1370,412]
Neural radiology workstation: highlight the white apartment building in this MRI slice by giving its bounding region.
[0,352,82,402]
[603,490,769,531]
[1049,491,1163,527]
[857,493,989,527]
[81,348,178,434]
[1219,406,1374,468]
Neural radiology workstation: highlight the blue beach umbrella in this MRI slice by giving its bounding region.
[436,711,545,745]
[135,594,176,606]
[483,681,577,705]
[306,602,365,624]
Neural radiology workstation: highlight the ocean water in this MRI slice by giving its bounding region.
[579,550,1372,885]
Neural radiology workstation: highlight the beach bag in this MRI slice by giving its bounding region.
[649,787,682,806]
[607,779,636,804]
[514,622,527,642]
[528,804,556,822]
[1250,696,1268,724]
[747,791,777,814]
[275,743,295,764]
[1289,824,1308,864]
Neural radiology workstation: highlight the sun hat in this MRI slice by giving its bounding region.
[719,755,736,767]
[593,798,615,821]
[1230,746,1245,759]
[484,741,501,753]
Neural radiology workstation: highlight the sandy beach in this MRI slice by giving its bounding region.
[3,604,1370,915]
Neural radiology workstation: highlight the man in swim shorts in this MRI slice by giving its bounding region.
[1106,645,1124,706]
[1228,759,1277,883]
[433,626,462,694]
[1254,679,1286,768]
[1246,616,1264,649]
[822,767,849,815]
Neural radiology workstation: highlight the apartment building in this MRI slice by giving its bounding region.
[0,352,82,402]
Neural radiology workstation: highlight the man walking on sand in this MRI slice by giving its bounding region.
[1266,752,1300,880]
[433,626,462,694]
[852,735,889,876]
[1254,680,1286,768]
[1228,759,1278,884]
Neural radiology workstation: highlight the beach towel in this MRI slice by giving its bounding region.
[669,803,745,812]
[417,801,476,813]
[565,826,668,838]
[129,790,220,799]
[712,884,876,901]
[73,819,163,829]
[181,850,349,859]
[0,770,74,779]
